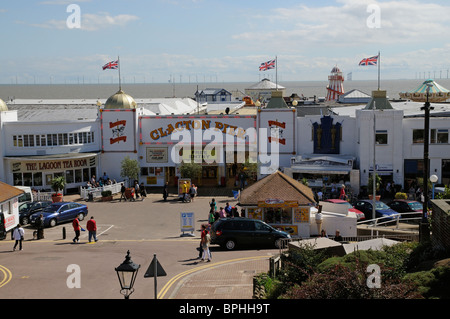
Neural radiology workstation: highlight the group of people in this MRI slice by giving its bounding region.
[11,215,99,251]
[119,181,147,202]
[180,181,197,202]
[86,173,117,189]
[207,199,243,224]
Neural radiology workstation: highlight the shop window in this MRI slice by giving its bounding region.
[75,169,82,183]
[375,130,388,145]
[33,172,43,186]
[65,170,74,184]
[413,129,424,144]
[83,168,90,182]
[13,173,23,186]
[264,207,293,224]
[23,173,32,186]
[141,167,149,176]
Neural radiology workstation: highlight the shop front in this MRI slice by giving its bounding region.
[5,153,99,192]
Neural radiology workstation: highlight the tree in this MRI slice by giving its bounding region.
[120,156,140,185]
[368,173,381,194]
[51,176,66,195]
[180,162,202,179]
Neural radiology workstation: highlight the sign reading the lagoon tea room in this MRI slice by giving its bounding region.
[12,158,93,172]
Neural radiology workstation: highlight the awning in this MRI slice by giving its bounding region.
[290,167,351,175]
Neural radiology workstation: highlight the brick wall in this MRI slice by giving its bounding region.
[430,199,450,251]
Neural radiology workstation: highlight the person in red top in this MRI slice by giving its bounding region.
[72,217,81,243]
[86,216,98,243]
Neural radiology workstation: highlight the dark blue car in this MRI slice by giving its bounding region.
[30,202,88,228]
[354,200,401,222]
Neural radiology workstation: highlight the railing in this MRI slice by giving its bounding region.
[79,181,127,200]
[33,191,53,201]
[357,212,422,229]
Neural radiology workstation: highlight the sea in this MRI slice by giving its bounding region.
[1,78,450,101]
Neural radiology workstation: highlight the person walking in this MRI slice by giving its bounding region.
[134,181,140,200]
[36,213,45,240]
[12,224,25,251]
[119,183,126,202]
[163,182,169,201]
[86,216,98,243]
[201,225,212,262]
[140,182,147,200]
[189,183,197,202]
[72,217,82,243]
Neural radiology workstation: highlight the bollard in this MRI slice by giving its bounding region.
[62,227,66,239]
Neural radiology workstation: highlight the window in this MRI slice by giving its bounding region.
[13,131,95,148]
[413,129,424,144]
[431,129,448,144]
[375,130,388,145]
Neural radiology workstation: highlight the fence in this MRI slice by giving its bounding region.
[80,181,127,200]
[33,191,53,202]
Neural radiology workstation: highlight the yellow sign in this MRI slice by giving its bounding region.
[258,200,298,208]
[294,207,310,223]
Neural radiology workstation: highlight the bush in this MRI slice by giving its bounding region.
[404,266,450,299]
[101,190,112,197]
[395,192,408,199]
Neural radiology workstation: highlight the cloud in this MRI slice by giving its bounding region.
[31,12,139,31]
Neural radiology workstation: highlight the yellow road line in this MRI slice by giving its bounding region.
[157,255,269,299]
[0,265,12,288]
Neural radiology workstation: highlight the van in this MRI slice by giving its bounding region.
[210,217,290,250]
[14,186,33,203]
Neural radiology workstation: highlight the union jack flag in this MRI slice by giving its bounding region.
[102,60,119,70]
[259,59,276,71]
[359,55,379,66]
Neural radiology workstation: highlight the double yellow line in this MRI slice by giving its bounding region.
[0,265,12,288]
[157,255,269,299]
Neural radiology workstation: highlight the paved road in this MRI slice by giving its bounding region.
[0,193,277,300]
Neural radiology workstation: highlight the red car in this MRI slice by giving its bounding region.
[323,199,366,221]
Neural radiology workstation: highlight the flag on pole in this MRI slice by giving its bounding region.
[102,60,119,70]
[259,59,276,71]
[358,55,379,66]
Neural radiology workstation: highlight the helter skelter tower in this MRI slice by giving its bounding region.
[326,66,345,101]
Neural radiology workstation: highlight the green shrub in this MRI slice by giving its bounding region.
[101,190,112,197]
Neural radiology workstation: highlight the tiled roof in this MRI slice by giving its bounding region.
[239,170,316,206]
[0,181,24,204]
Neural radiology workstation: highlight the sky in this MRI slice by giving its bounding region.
[1,0,450,84]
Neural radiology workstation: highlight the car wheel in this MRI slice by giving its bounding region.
[49,219,57,227]
[78,213,85,221]
[225,239,236,250]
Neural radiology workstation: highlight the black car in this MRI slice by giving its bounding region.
[354,200,401,221]
[210,217,291,250]
[19,201,52,225]
[387,199,423,218]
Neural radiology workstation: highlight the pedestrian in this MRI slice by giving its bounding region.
[134,181,140,200]
[37,213,45,239]
[163,182,169,201]
[86,216,98,243]
[198,224,206,259]
[219,207,227,219]
[201,224,211,262]
[140,182,147,200]
[189,183,197,202]
[334,229,343,242]
[72,217,81,243]
[224,203,232,217]
[12,224,25,251]
[339,185,346,200]
[209,198,217,211]
[208,208,216,225]
[119,183,126,202]
[182,181,189,202]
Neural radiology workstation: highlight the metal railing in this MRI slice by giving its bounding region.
[357,212,422,229]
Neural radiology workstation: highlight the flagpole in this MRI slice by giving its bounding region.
[275,56,278,91]
[118,56,122,91]
[377,51,380,90]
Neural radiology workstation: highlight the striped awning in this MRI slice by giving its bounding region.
[399,79,450,102]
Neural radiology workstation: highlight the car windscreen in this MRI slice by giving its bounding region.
[375,202,390,210]
[19,203,33,212]
[408,202,423,210]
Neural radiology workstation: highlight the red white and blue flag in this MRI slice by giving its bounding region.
[259,59,276,71]
[102,60,119,70]
[359,55,379,66]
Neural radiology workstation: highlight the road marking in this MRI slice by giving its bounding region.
[0,265,12,288]
[157,255,269,299]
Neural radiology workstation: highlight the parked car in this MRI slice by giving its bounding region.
[29,202,88,228]
[210,218,290,250]
[323,199,365,221]
[19,201,52,225]
[387,199,423,218]
[354,200,401,222]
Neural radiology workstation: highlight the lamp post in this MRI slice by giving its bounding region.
[115,250,140,299]
[430,174,438,199]
[420,83,434,243]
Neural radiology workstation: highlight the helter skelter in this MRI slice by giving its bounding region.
[325,65,345,102]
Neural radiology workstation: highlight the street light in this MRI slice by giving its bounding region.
[115,250,140,299]
[419,82,434,243]
[430,174,438,199]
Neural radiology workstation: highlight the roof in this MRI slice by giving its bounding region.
[339,89,371,99]
[265,90,290,109]
[363,90,394,110]
[0,98,8,111]
[246,78,285,91]
[399,79,450,102]
[104,89,137,109]
[239,170,316,206]
[0,181,24,204]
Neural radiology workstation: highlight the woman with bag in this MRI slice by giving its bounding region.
[13,224,25,251]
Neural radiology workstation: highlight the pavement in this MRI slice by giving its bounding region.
[0,192,276,300]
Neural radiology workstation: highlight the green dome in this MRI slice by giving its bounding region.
[104,89,137,109]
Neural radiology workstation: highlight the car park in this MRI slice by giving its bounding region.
[29,202,88,228]
[387,199,423,218]
[323,199,365,221]
[354,200,401,222]
[19,201,52,225]
[210,217,290,250]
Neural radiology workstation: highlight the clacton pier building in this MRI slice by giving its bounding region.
[1,78,450,196]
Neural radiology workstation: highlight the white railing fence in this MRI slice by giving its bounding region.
[80,181,128,200]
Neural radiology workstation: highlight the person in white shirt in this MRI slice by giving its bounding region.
[13,224,25,251]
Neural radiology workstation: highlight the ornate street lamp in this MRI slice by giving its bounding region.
[115,250,140,299]
[420,83,434,242]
